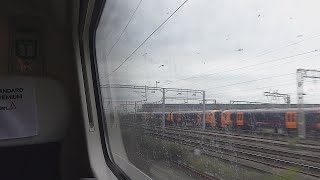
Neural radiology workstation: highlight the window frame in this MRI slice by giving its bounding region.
[78,0,130,179]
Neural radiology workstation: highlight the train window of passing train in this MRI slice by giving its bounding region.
[288,114,292,122]
[94,0,320,179]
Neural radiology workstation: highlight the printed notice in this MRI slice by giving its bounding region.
[0,79,37,140]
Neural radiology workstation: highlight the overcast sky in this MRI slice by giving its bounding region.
[96,0,320,105]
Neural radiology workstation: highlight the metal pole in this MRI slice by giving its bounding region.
[134,101,137,121]
[145,85,147,101]
[297,69,306,139]
[287,95,291,108]
[202,91,206,130]
[162,88,166,128]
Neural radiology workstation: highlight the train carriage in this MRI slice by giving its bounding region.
[134,108,320,136]
[250,109,286,133]
[235,108,320,134]
[235,109,291,133]
[172,112,182,126]
[181,111,201,127]
[221,110,237,129]
[150,112,162,126]
[304,108,320,135]
[205,110,222,128]
[285,111,298,133]
[165,112,174,126]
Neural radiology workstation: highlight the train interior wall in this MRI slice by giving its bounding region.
[0,0,91,179]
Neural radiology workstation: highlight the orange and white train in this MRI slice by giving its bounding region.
[130,108,320,135]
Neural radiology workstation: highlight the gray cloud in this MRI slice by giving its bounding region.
[96,0,320,105]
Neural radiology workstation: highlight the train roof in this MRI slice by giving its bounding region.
[119,108,320,115]
[223,107,320,113]
[134,110,222,114]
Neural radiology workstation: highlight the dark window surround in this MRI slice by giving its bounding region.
[78,0,130,179]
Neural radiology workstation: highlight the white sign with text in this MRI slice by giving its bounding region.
[0,79,38,140]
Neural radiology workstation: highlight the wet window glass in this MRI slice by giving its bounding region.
[96,0,320,179]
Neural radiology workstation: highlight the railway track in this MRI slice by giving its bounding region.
[172,161,219,180]
[146,128,320,179]
[193,127,320,148]
[121,122,320,179]
[128,151,219,180]
[172,127,320,153]
[163,127,320,157]
[168,132,319,167]
[168,139,290,179]
[121,121,319,149]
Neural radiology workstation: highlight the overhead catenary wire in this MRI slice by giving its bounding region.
[107,0,189,77]
[206,79,318,98]
[174,50,319,90]
[180,52,320,89]
[213,91,320,104]
[170,49,319,89]
[207,82,297,97]
[203,72,295,91]
[208,81,296,95]
[168,34,320,84]
[105,0,144,58]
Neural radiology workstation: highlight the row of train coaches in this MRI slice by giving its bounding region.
[129,108,320,134]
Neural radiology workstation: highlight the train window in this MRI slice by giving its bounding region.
[94,0,320,179]
[288,114,292,122]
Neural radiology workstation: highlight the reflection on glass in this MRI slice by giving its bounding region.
[96,0,320,179]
